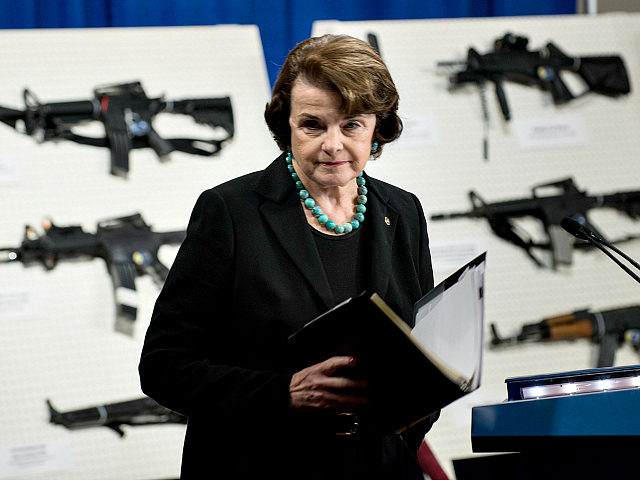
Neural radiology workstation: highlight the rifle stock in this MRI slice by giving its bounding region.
[576,54,631,95]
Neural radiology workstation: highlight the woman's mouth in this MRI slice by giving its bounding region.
[318,161,348,168]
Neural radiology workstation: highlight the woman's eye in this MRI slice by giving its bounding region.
[302,120,321,130]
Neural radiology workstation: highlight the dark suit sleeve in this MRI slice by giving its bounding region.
[138,189,291,419]
[401,192,439,449]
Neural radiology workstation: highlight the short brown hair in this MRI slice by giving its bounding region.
[264,34,402,158]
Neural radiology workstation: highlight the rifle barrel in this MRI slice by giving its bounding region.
[436,60,467,68]
[0,106,25,127]
[39,99,98,118]
[0,248,19,263]
[431,195,545,221]
[430,212,470,220]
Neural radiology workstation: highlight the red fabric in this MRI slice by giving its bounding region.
[417,440,450,480]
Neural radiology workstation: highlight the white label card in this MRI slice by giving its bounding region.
[395,113,440,147]
[0,151,19,185]
[0,289,41,319]
[429,239,486,275]
[514,114,588,149]
[0,440,73,478]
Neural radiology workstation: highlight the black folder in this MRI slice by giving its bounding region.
[287,252,486,434]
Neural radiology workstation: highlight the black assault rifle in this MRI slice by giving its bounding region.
[430,178,640,269]
[438,32,631,123]
[490,305,640,368]
[0,81,234,177]
[0,213,185,335]
[47,396,187,437]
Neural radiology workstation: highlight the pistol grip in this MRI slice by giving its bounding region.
[149,259,169,285]
[549,74,575,104]
[537,65,574,104]
[147,127,173,160]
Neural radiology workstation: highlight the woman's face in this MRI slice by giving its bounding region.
[288,78,376,191]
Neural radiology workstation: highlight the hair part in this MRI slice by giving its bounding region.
[264,34,402,158]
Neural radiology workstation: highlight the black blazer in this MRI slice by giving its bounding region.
[139,154,435,479]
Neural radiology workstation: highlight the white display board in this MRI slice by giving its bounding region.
[0,25,277,480]
[314,14,640,477]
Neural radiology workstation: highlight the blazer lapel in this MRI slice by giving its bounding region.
[255,155,335,310]
[367,177,399,300]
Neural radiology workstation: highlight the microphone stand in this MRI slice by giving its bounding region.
[587,235,640,283]
[561,216,640,284]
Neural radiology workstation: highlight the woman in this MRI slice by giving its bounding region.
[139,34,437,479]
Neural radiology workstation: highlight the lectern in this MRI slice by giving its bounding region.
[455,366,640,479]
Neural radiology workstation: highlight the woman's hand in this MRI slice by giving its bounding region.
[289,356,369,410]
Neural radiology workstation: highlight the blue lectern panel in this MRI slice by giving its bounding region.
[472,388,640,452]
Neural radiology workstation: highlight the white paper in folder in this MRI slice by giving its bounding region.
[411,252,486,391]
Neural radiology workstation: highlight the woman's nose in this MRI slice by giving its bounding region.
[321,126,343,154]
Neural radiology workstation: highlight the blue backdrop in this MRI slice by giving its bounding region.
[0,0,576,86]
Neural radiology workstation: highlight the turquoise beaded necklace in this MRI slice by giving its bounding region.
[286,151,367,234]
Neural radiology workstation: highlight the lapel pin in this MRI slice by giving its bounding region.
[384,216,390,226]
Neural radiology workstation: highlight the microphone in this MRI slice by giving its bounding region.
[560,216,591,241]
[560,216,640,283]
